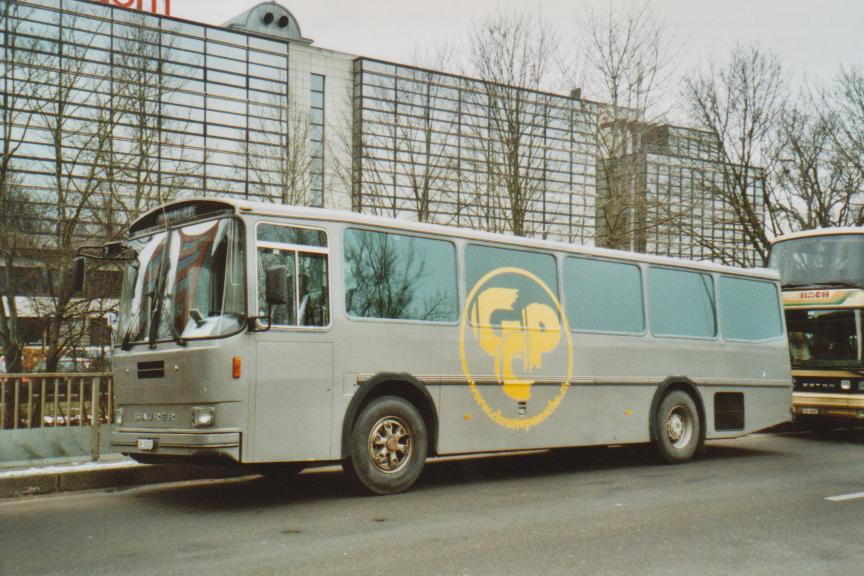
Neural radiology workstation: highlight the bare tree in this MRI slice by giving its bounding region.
[1,12,208,374]
[394,64,462,223]
[682,44,786,265]
[336,58,462,223]
[327,76,396,217]
[466,8,559,237]
[832,67,864,179]
[28,13,120,371]
[99,18,203,236]
[772,93,864,230]
[578,0,680,251]
[0,1,51,377]
[247,88,313,205]
[392,49,463,224]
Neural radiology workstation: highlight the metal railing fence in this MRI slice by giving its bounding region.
[0,373,114,431]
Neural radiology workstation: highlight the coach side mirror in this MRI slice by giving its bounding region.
[72,256,87,294]
[103,241,126,259]
[265,266,289,306]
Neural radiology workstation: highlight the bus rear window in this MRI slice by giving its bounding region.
[718,277,783,341]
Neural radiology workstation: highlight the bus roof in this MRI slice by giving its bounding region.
[772,227,864,245]
[133,198,779,281]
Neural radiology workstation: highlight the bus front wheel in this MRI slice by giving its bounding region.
[653,390,701,464]
[346,396,428,495]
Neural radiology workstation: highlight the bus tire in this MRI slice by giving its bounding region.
[346,396,428,495]
[653,390,701,464]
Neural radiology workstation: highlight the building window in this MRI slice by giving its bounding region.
[309,74,326,207]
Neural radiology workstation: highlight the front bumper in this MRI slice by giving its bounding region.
[111,429,241,461]
[793,392,864,420]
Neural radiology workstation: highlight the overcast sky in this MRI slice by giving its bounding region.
[171,0,863,96]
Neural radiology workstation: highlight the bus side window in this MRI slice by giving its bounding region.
[648,267,717,338]
[257,247,297,326]
[343,228,458,322]
[718,276,784,341]
[256,223,329,328]
[564,257,644,334]
[298,253,329,327]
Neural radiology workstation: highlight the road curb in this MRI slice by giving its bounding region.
[0,464,246,499]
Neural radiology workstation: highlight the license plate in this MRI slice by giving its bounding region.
[137,438,155,451]
[800,407,819,415]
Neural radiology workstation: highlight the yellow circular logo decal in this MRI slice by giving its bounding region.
[459,267,573,430]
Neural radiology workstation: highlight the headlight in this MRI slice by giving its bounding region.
[115,407,125,425]
[192,406,215,428]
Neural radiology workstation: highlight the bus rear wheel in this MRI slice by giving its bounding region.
[653,390,701,464]
[346,396,428,495]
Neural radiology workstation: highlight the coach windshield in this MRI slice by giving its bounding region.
[118,218,246,348]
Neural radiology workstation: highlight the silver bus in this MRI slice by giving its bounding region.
[79,199,792,494]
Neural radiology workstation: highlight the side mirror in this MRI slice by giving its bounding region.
[72,256,87,294]
[104,241,126,259]
[265,266,289,306]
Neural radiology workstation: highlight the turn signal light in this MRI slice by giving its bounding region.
[232,357,241,379]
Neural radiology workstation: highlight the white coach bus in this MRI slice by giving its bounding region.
[77,199,792,494]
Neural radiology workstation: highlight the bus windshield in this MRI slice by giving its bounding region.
[768,235,864,289]
[118,218,246,348]
[786,308,863,370]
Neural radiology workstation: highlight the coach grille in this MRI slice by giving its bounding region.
[137,361,165,380]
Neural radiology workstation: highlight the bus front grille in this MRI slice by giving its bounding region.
[137,361,165,379]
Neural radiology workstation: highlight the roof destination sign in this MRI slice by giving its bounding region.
[97,0,172,17]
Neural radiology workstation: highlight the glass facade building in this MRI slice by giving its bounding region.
[596,124,764,266]
[351,58,598,244]
[1,0,338,245]
[0,0,771,358]
[2,0,763,257]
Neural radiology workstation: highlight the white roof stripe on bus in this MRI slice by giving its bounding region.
[135,198,779,281]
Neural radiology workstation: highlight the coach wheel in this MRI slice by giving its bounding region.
[346,395,428,495]
[653,390,701,464]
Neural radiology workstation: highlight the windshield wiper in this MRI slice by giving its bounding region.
[145,243,187,349]
[120,294,148,351]
[147,242,173,349]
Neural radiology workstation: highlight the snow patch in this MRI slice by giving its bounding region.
[0,460,142,479]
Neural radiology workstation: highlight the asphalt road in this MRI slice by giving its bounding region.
[2,426,864,576]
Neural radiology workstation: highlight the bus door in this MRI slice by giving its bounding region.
[251,223,334,462]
